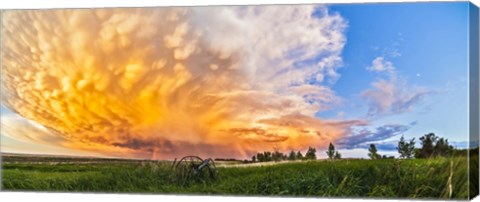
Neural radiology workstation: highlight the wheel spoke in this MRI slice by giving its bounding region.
[172,156,218,183]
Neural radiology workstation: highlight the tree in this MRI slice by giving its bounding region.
[273,151,284,162]
[397,135,416,159]
[288,150,296,161]
[368,144,380,160]
[256,153,264,162]
[334,151,341,159]
[263,151,272,162]
[415,133,453,158]
[296,151,304,160]
[417,133,437,158]
[326,143,336,160]
[305,147,317,160]
[433,137,454,157]
[251,155,256,162]
[272,145,282,162]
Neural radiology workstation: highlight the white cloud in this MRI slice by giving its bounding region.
[366,57,395,73]
[363,57,432,117]
[0,114,63,145]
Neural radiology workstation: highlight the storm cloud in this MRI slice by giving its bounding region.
[1,6,353,159]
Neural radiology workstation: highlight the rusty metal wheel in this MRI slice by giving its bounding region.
[173,156,218,184]
[174,156,202,183]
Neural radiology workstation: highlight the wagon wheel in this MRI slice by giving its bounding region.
[204,158,218,180]
[174,156,203,182]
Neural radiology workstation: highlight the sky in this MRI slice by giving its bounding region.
[0,2,472,159]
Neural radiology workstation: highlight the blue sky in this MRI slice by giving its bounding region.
[317,2,470,154]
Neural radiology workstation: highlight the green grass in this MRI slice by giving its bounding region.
[1,157,469,199]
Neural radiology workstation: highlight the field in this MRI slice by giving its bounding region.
[1,154,470,199]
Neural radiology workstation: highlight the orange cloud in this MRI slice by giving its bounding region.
[1,6,353,159]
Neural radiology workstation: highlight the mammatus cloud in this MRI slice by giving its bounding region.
[363,57,433,117]
[1,6,356,159]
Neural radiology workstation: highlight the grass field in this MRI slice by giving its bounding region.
[1,154,470,199]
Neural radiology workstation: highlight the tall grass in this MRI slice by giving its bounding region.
[1,157,468,199]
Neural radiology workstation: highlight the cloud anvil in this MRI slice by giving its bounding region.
[1,6,359,159]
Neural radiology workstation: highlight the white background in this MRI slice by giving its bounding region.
[0,0,479,202]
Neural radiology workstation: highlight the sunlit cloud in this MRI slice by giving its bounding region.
[1,6,356,159]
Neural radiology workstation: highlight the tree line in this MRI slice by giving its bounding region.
[252,147,318,162]
[368,132,456,159]
[249,132,459,163]
[251,143,344,163]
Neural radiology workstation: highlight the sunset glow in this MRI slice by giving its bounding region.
[1,6,364,159]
